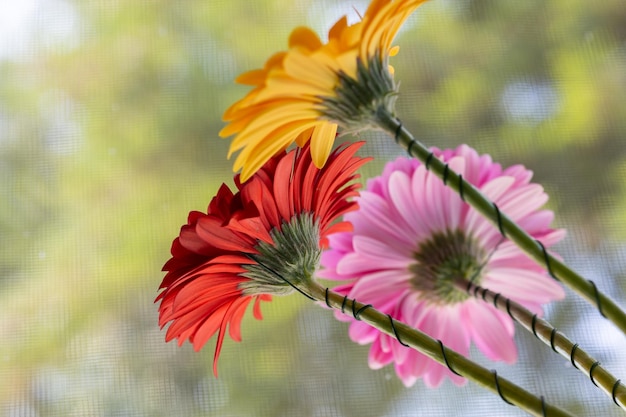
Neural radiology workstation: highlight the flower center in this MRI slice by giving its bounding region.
[409,229,486,306]
[240,213,321,296]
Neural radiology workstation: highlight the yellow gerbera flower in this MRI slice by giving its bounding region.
[220,0,429,181]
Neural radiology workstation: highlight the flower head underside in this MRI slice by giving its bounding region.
[157,138,370,375]
[320,144,565,387]
[220,0,428,181]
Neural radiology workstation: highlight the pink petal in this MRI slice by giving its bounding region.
[425,306,469,387]
[388,170,428,237]
[484,267,565,302]
[336,250,411,276]
[440,156,466,231]
[502,164,533,184]
[516,210,555,234]
[423,167,449,233]
[394,351,422,387]
[464,176,515,239]
[368,337,393,369]
[353,191,417,245]
[537,229,567,247]
[418,310,449,388]
[325,231,354,253]
[353,234,414,261]
[395,349,430,385]
[410,164,436,232]
[464,302,518,363]
[348,320,379,344]
[348,270,412,305]
[400,298,431,328]
[497,184,548,223]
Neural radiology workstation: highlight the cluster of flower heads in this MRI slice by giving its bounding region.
[157,0,565,387]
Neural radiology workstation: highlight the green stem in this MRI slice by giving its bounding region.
[305,282,576,417]
[456,278,626,411]
[374,109,626,335]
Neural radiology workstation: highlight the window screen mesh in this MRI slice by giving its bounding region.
[2,1,626,416]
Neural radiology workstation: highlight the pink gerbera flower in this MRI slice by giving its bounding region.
[319,144,565,387]
[157,140,369,376]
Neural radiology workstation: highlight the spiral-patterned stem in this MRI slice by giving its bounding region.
[458,279,626,410]
[374,109,626,336]
[304,283,575,417]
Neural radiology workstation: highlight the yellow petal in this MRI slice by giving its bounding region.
[228,102,319,155]
[264,51,288,70]
[328,15,348,42]
[283,50,338,91]
[235,53,286,85]
[289,26,323,51]
[220,109,258,138]
[236,120,318,180]
[361,0,427,60]
[339,20,363,51]
[335,50,359,78]
[235,69,267,86]
[364,0,390,18]
[295,127,315,147]
[254,75,328,102]
[310,122,338,168]
[222,87,264,121]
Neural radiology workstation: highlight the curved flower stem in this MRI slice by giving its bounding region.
[373,109,626,335]
[456,278,626,411]
[305,283,575,417]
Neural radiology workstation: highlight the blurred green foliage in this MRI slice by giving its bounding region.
[1,0,625,416]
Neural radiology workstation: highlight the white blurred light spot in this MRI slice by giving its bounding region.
[501,81,559,123]
[0,0,38,37]
[0,0,79,60]
[0,0,38,59]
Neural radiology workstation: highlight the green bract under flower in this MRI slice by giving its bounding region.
[241,214,322,296]
[320,54,399,134]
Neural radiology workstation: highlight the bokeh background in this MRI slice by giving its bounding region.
[2,0,626,416]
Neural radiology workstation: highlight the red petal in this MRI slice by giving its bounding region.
[209,254,256,264]
[242,177,281,230]
[314,143,364,213]
[229,216,273,245]
[273,150,296,221]
[299,154,319,214]
[212,296,251,376]
[228,297,253,342]
[291,143,315,215]
[178,225,220,257]
[324,221,354,236]
[190,303,230,352]
[196,216,256,252]
[253,295,271,319]
[208,184,236,218]
[171,284,244,320]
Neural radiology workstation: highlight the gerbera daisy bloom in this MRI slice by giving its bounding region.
[156,139,369,375]
[319,144,566,387]
[220,0,428,181]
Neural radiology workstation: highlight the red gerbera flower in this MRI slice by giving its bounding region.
[156,140,369,375]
